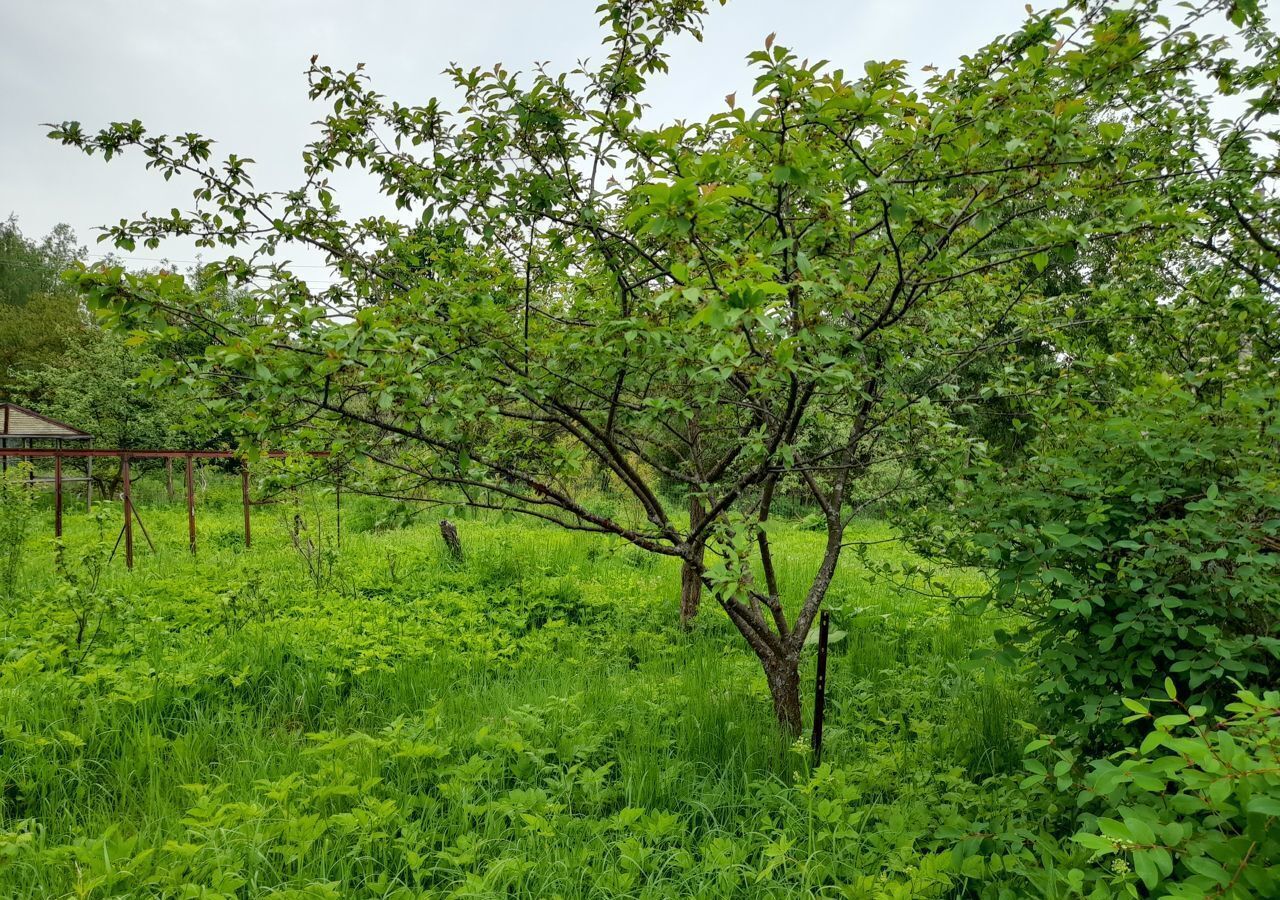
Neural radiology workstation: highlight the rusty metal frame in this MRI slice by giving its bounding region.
[0,448,328,569]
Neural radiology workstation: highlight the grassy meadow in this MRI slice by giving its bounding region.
[0,473,1032,898]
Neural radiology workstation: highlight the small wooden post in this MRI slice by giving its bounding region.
[54,452,63,538]
[121,454,134,570]
[165,457,175,501]
[811,610,831,766]
[85,455,93,511]
[185,454,196,555]
[241,462,252,549]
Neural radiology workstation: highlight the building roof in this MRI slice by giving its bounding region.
[0,403,92,440]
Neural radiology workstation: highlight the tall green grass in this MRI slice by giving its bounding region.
[0,479,1029,897]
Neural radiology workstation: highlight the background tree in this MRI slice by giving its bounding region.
[18,330,179,447]
[0,218,86,404]
[53,0,1255,732]
[0,218,230,498]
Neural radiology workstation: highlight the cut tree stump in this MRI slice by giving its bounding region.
[439,519,463,560]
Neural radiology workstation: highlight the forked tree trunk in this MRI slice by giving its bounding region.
[679,494,707,628]
[727,518,846,735]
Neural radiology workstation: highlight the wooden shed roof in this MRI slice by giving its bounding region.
[0,404,92,440]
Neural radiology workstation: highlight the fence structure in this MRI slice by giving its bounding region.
[0,447,328,569]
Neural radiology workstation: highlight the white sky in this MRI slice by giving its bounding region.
[1,1,1041,272]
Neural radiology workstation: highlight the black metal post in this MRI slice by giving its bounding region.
[811,609,831,766]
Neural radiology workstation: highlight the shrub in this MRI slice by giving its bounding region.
[1016,686,1280,898]
[50,509,116,670]
[955,383,1280,737]
[1085,688,1279,896]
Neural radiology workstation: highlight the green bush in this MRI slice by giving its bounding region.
[960,383,1280,736]
[1014,686,1280,898]
[943,687,1280,898]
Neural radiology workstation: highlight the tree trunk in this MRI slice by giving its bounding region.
[716,492,845,735]
[679,494,706,628]
[765,656,803,735]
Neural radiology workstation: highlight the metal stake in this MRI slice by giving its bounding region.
[811,610,831,766]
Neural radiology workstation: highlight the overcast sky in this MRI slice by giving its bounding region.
[2,1,1034,272]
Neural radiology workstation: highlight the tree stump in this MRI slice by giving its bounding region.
[439,519,463,560]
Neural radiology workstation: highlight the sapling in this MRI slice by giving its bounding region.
[53,508,115,672]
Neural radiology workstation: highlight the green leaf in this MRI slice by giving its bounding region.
[1072,832,1115,852]
[1133,850,1159,890]
[1246,796,1280,817]
[1122,814,1155,845]
[1121,698,1149,716]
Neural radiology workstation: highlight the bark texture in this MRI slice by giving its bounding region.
[679,495,706,628]
[439,519,463,560]
[765,657,803,735]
